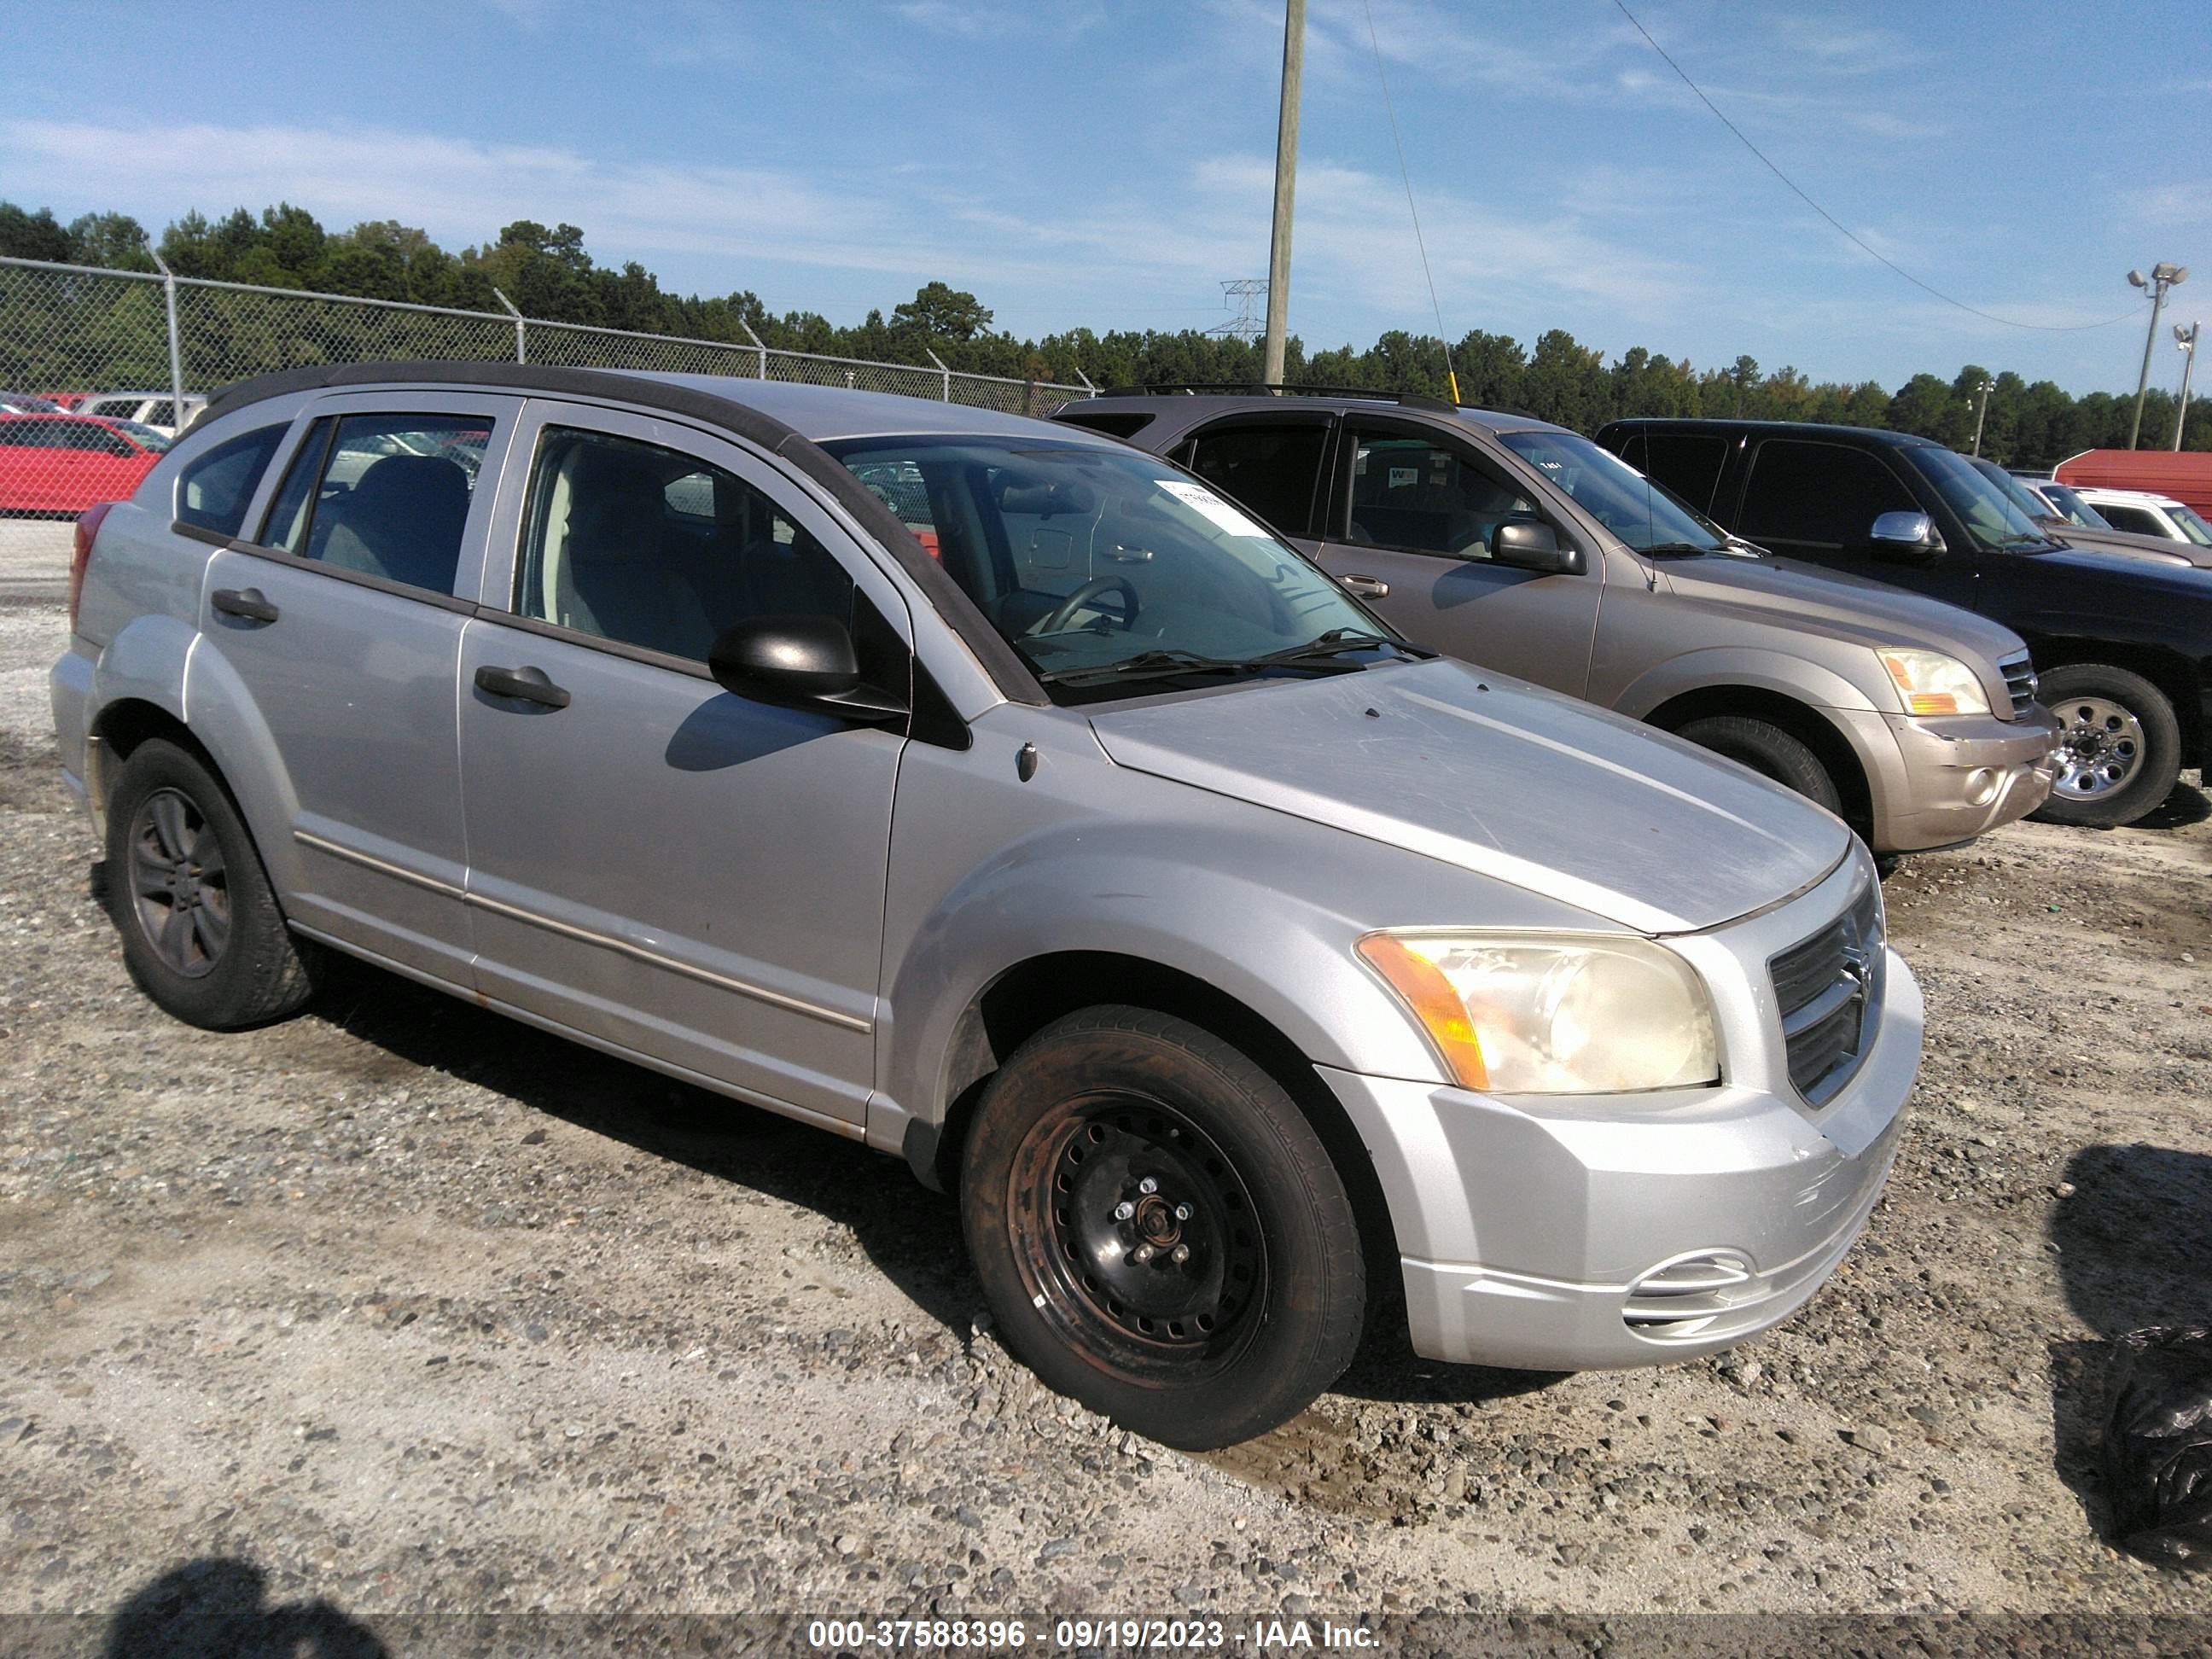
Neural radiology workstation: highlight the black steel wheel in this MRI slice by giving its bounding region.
[1016,1092,1266,1378]
[961,1005,1365,1449]
[104,738,319,1029]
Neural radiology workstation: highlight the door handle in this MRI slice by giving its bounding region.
[212,587,279,623]
[474,664,572,709]
[1338,573,1389,598]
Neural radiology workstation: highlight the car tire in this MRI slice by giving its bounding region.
[959,1005,1365,1450]
[2029,666,2182,830]
[104,738,319,1029]
[1673,714,1842,815]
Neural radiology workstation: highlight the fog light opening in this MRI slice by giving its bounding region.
[1623,1248,1758,1340]
[1964,767,2000,807]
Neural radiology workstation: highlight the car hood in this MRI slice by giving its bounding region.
[1086,658,1850,935]
[2044,526,2212,569]
[1656,554,2028,662]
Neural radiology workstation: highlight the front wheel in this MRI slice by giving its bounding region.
[2029,665,2182,829]
[960,1006,1365,1449]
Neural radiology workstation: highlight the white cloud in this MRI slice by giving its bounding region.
[2,114,1708,322]
[2120,181,2212,228]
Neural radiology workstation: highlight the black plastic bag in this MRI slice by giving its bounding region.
[2104,1324,2212,1569]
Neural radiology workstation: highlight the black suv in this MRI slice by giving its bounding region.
[1596,418,2212,826]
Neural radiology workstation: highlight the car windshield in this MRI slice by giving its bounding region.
[2038,481,2110,528]
[824,436,1402,699]
[2167,504,2212,546]
[1495,429,1733,555]
[1972,458,2066,527]
[1906,445,2052,550]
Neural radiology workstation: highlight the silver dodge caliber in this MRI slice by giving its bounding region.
[51,364,1920,1449]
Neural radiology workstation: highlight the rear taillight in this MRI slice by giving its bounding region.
[70,500,116,632]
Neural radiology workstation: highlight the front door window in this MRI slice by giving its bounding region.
[519,426,856,661]
[1342,428,1538,559]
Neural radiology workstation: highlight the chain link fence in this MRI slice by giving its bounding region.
[0,253,1090,521]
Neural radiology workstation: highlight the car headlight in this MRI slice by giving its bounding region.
[1877,649,1989,717]
[1356,932,1720,1094]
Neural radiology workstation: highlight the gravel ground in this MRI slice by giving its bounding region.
[2,578,2209,1635]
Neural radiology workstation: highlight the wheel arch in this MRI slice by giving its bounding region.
[909,949,1402,1297]
[87,696,214,832]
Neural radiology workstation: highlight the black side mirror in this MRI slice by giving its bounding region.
[707,615,907,723]
[1492,516,1583,575]
[1867,509,1944,563]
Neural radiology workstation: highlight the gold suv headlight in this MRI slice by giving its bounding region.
[1877,649,1989,717]
[1357,932,1720,1094]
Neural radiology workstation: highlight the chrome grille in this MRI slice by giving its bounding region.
[1771,882,1884,1107]
[1998,651,2039,721]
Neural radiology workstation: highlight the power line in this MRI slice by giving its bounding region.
[1362,0,1458,399]
[1611,0,2140,334]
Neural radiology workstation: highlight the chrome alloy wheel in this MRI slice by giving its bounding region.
[2049,697,2147,800]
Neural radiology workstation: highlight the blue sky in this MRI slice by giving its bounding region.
[3,0,2206,396]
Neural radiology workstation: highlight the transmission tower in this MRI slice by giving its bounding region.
[1206,279,1268,343]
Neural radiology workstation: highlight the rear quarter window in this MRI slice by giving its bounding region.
[176,425,288,537]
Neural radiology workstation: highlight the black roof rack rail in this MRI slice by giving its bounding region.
[1091,381,1458,415]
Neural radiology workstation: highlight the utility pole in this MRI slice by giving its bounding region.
[2127,263,2188,449]
[1262,0,1305,387]
[2174,322,2199,451]
[1970,377,1994,457]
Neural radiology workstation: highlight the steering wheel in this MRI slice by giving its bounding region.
[1036,575,1140,635]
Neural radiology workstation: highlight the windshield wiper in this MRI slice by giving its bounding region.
[1034,636,1392,690]
[1033,649,1259,688]
[1638,541,1720,559]
[1249,629,1429,666]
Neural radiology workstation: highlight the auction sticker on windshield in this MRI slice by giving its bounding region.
[1155,479,1272,539]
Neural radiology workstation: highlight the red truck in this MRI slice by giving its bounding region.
[2054,450,2212,519]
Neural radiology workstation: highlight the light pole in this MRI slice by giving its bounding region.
[1970,377,1994,457]
[2127,263,2188,449]
[2174,321,2200,451]
[1261,0,1305,387]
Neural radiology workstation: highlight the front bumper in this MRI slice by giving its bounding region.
[1841,705,2058,852]
[1319,853,1921,1371]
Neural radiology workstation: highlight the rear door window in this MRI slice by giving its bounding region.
[1738,440,1917,547]
[259,413,489,597]
[176,425,287,537]
[1184,421,1328,537]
